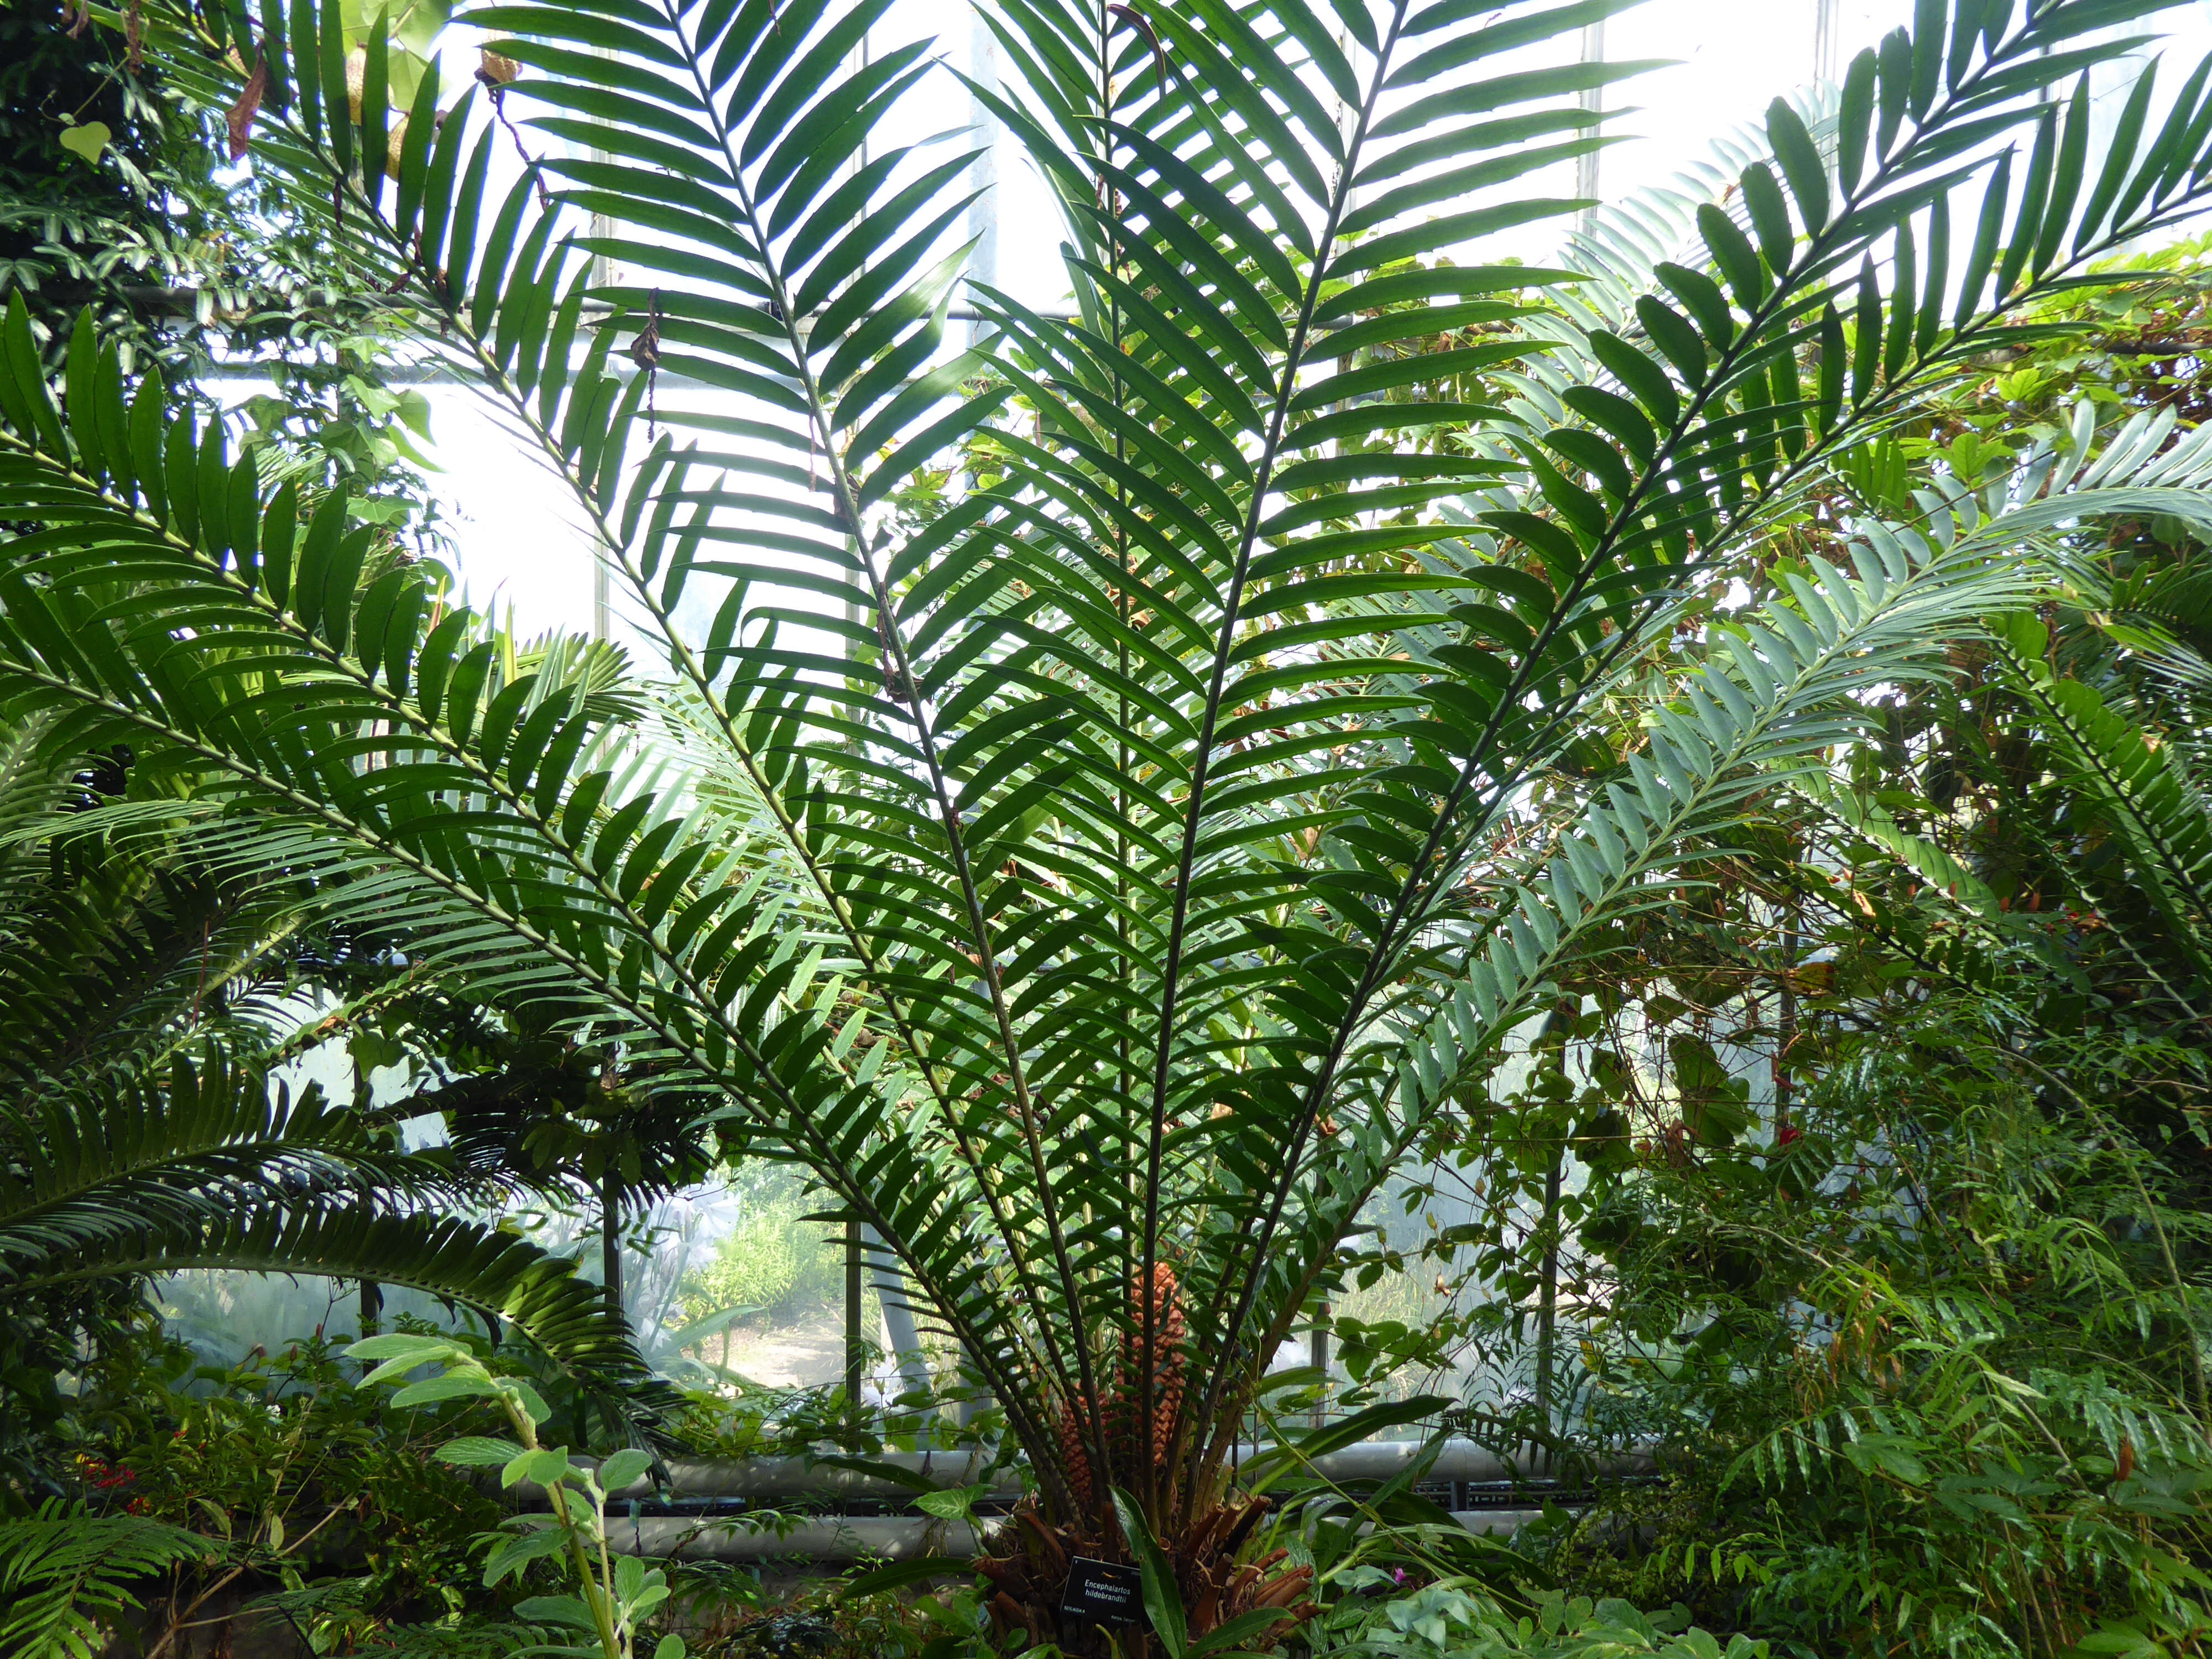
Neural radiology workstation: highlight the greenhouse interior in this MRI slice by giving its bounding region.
[5,0,2212,1653]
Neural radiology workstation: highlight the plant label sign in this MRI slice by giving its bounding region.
[1061,1556,1143,1628]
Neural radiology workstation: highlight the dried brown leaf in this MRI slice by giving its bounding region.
[227,58,268,162]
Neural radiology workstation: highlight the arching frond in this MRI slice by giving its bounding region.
[27,0,2212,1555]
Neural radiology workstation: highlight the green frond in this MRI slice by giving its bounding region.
[39,1204,639,1376]
[0,1046,422,1281]
[1991,611,2212,968]
[0,1500,213,1659]
[30,0,2212,1534]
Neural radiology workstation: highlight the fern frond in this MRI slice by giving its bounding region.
[0,1500,213,1659]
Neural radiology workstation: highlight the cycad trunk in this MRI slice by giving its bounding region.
[978,1496,1309,1657]
[972,1265,1314,1648]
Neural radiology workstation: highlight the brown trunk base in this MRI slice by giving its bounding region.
[972,1495,1317,1657]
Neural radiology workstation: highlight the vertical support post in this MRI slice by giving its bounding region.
[1533,1149,1565,1445]
[836,23,874,1434]
[868,1226,934,1406]
[842,28,873,645]
[589,467,612,641]
[601,1171,624,1317]
[589,54,616,646]
[1309,1302,1330,1427]
[845,1216,865,1416]
[1813,0,1840,84]
[1777,866,1800,1131]
[356,1039,385,1340]
[1575,19,1605,237]
[967,5,1000,349]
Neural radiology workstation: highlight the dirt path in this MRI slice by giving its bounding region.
[714,1308,847,1389]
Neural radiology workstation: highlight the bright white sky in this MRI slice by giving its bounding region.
[409,0,2212,643]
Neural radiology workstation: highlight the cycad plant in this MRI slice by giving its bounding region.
[17,0,2212,1644]
[0,679,637,1386]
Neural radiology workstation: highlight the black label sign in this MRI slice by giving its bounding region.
[1061,1556,1144,1629]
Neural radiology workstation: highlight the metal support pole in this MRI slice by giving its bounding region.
[1310,1302,1330,1427]
[1777,869,1800,1129]
[356,1035,385,1340]
[586,40,617,646]
[865,1225,934,1404]
[1533,1150,1564,1441]
[1813,0,1841,84]
[1575,20,1605,236]
[836,24,878,1433]
[966,6,1000,349]
[845,1217,865,1415]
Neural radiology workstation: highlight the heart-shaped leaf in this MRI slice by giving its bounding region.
[58,122,109,164]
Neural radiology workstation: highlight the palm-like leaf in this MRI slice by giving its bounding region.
[1992,611,2212,973]
[26,0,2212,1593]
[0,800,310,1098]
[0,1499,213,1659]
[0,1040,638,1371]
[1785,405,2212,1006]
[0,468,640,1375]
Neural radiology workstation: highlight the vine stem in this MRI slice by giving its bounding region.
[507,1388,625,1659]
